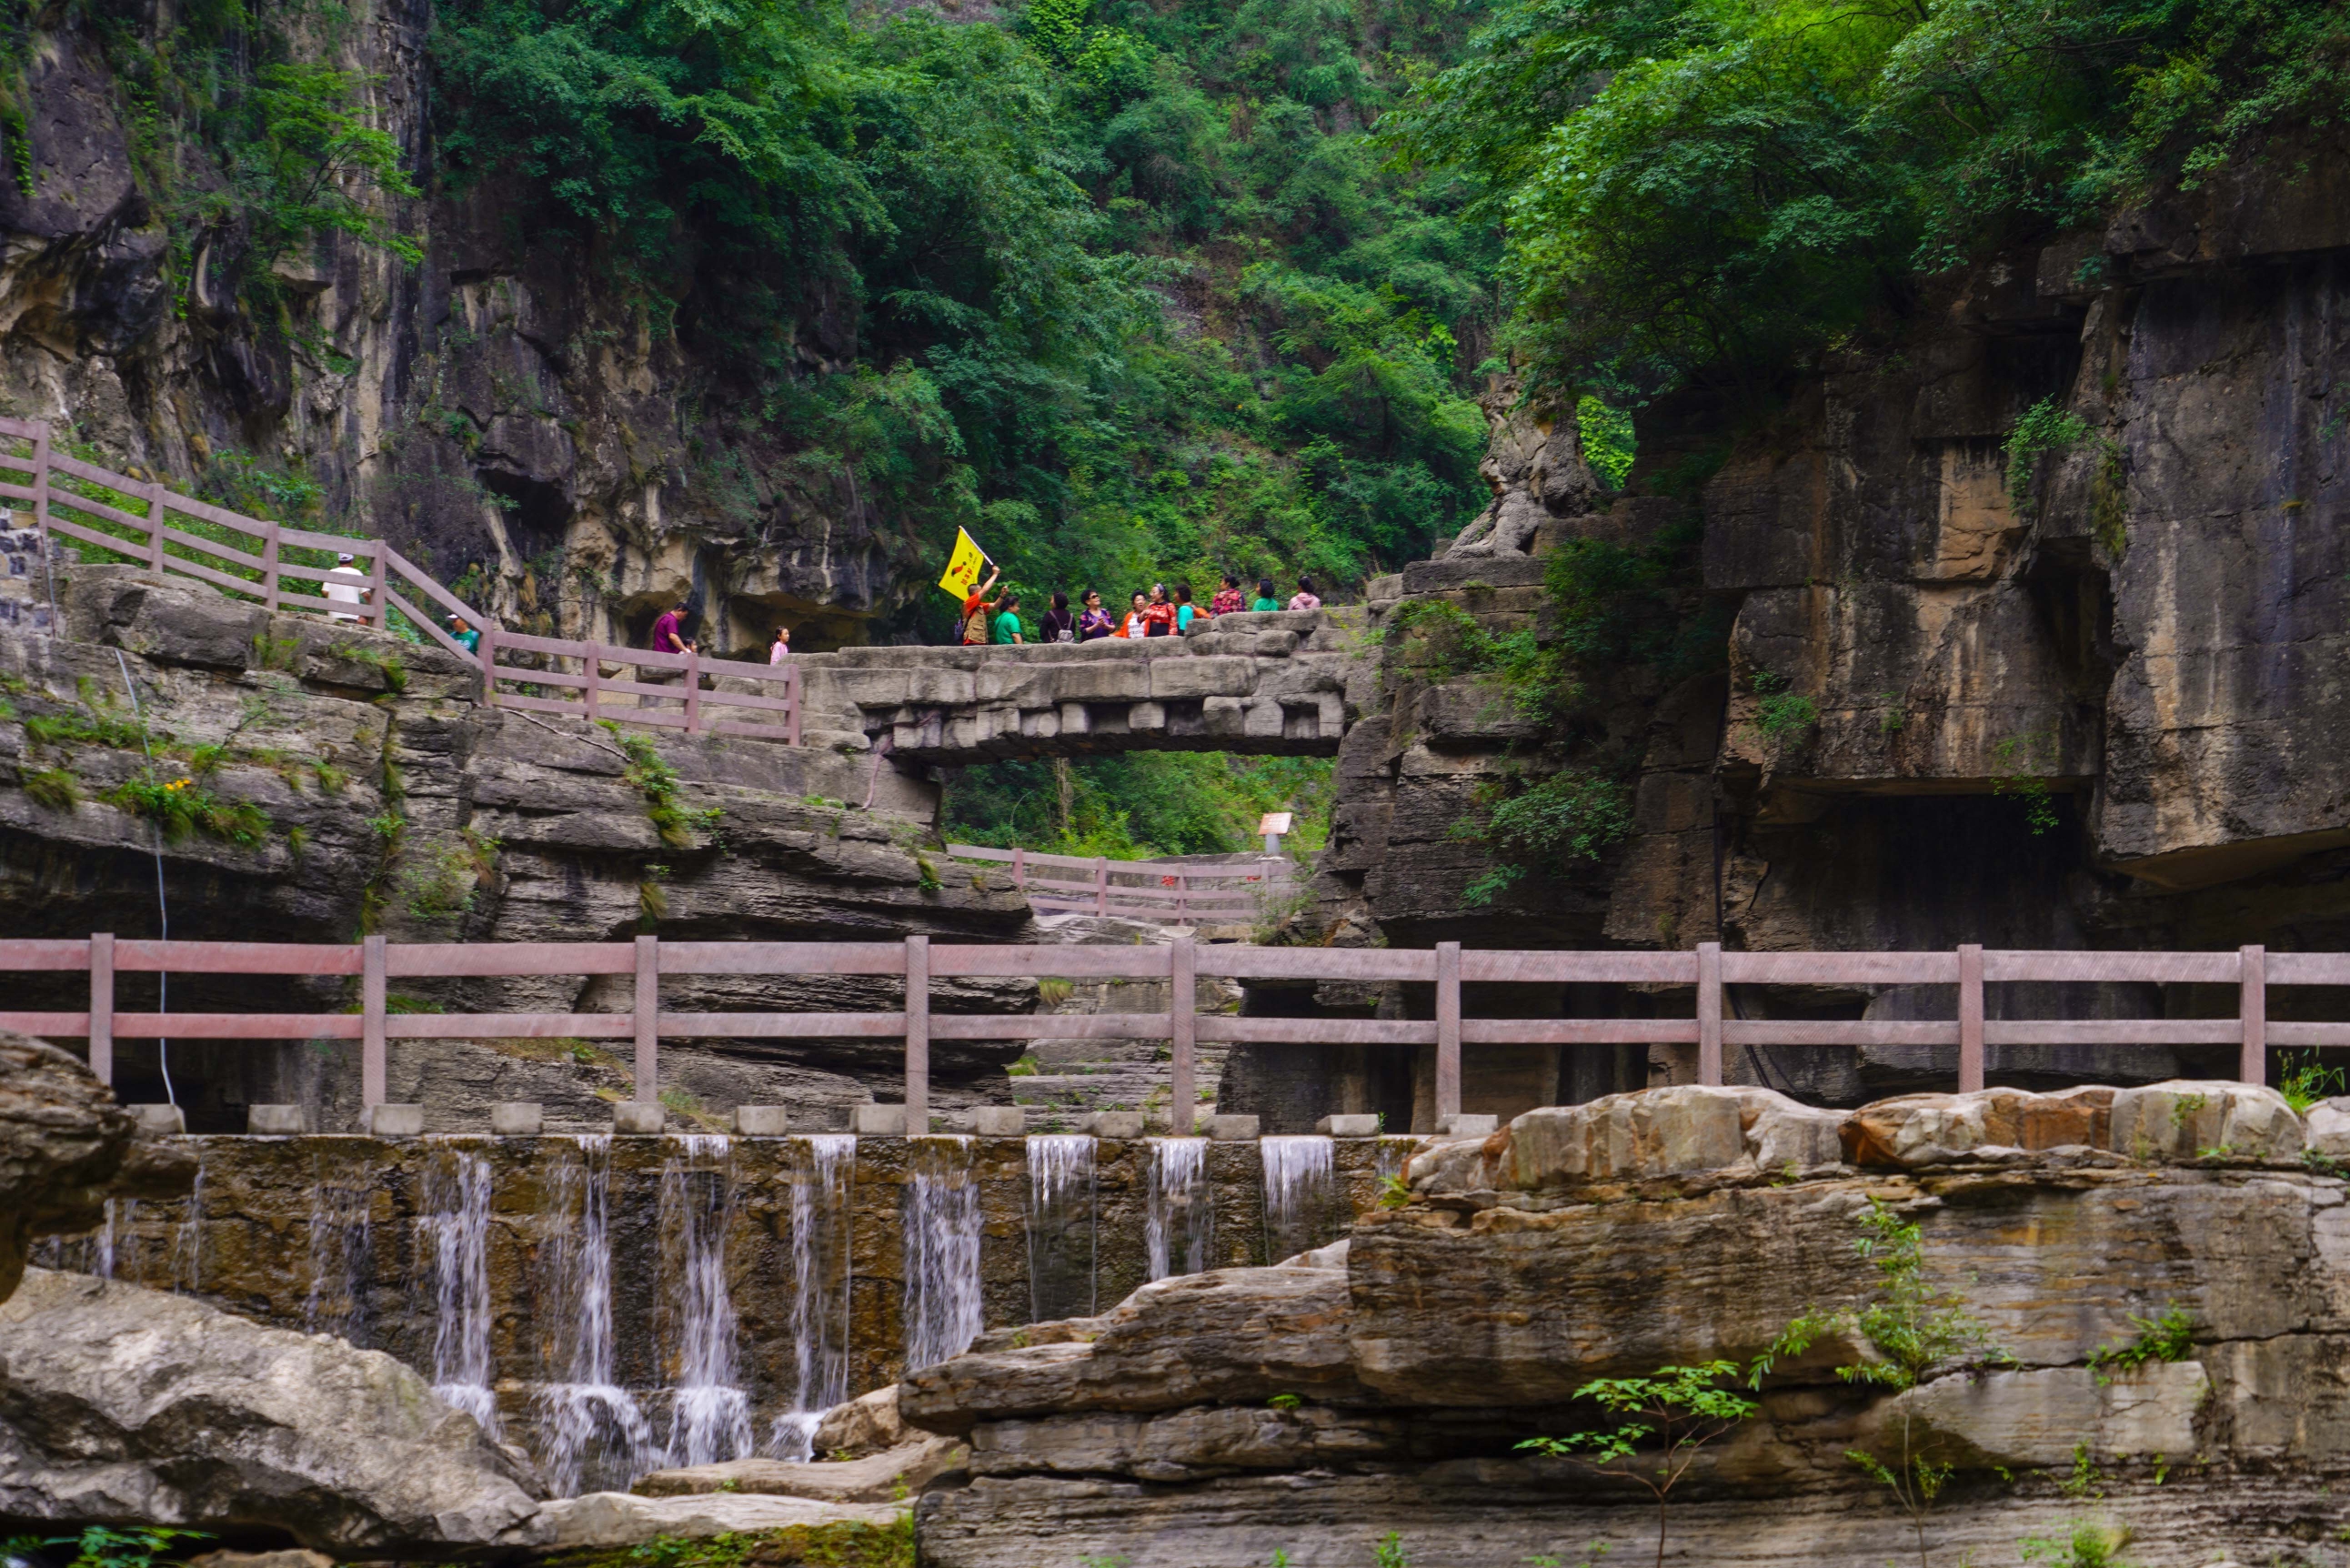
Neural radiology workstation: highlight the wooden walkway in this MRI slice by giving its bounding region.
[0,938,2305,1131]
[940,843,1295,923]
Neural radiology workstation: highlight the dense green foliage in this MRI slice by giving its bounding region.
[942,753,1332,858]
[1387,0,2350,397]
[432,0,1504,611]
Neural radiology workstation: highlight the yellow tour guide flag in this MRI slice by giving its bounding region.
[939,528,991,598]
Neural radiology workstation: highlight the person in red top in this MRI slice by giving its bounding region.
[1209,573,1245,617]
[959,565,1002,645]
[1142,583,1176,637]
[651,599,694,655]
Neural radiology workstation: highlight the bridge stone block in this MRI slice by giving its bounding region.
[817,668,916,706]
[1150,657,1257,699]
[1244,699,1286,739]
[1130,701,1167,732]
[1203,696,1247,736]
[1037,662,1154,703]
[905,668,978,705]
[1020,707,1060,739]
[1060,701,1091,735]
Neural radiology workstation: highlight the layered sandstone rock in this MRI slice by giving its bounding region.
[905,1084,2350,1567]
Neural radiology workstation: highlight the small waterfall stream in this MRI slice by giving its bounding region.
[771,1133,856,1461]
[1025,1133,1098,1322]
[1260,1134,1337,1262]
[305,1155,373,1342]
[419,1144,499,1435]
[659,1133,753,1468]
[536,1134,654,1494]
[172,1156,206,1293]
[903,1136,982,1372]
[1145,1137,1212,1281]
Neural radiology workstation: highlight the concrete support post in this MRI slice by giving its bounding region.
[905,935,930,1133]
[87,933,113,1088]
[1957,943,1985,1094]
[1169,933,1196,1136]
[635,935,659,1104]
[362,934,387,1110]
[2241,944,2266,1086]
[1697,941,1723,1087]
[1435,940,1461,1122]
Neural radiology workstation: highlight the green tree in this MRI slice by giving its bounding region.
[1517,1362,1760,1568]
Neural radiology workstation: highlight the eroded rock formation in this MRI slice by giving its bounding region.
[903,1082,2350,1567]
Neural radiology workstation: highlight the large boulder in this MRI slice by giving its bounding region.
[1843,1081,2304,1169]
[0,1032,194,1302]
[0,1269,544,1552]
[533,1492,904,1551]
[1487,1086,1847,1191]
[900,1265,1361,1435]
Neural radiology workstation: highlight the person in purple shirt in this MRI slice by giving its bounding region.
[651,600,695,656]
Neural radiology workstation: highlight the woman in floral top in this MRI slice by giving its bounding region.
[1209,574,1245,616]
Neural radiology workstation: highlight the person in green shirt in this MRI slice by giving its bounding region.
[991,591,1025,644]
[1249,577,1280,612]
[447,613,481,654]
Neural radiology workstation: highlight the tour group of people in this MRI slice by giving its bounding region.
[951,568,1323,647]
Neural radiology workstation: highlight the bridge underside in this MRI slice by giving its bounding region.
[789,609,1369,769]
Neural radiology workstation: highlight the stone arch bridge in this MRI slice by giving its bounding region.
[789,608,1372,767]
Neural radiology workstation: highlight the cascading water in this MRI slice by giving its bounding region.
[1260,1135,1337,1262]
[419,1145,500,1436]
[902,1135,982,1372]
[94,1197,126,1281]
[1025,1133,1098,1322]
[1145,1137,1212,1281]
[770,1133,856,1461]
[305,1156,373,1342]
[659,1134,752,1468]
[535,1135,654,1494]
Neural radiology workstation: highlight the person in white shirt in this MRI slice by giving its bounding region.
[324,552,369,622]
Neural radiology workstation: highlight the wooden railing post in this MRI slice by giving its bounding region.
[785,662,802,746]
[1696,941,1723,1087]
[1094,856,1109,917]
[367,543,387,629]
[2241,944,2266,1086]
[1011,847,1026,890]
[583,642,602,723]
[1170,933,1196,1135]
[30,423,49,555]
[1435,940,1461,1122]
[634,935,659,1104]
[683,648,702,733]
[362,934,387,1110]
[1176,872,1189,925]
[262,518,282,613]
[904,934,929,1133]
[1958,943,1985,1094]
[146,480,167,571]
[87,932,113,1087]
[478,624,498,706]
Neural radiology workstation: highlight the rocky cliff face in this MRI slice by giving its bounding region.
[0,5,908,658]
[1307,142,2350,1120]
[903,1081,2350,1567]
[0,568,1030,1128]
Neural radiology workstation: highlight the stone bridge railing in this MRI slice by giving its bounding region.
[789,609,1371,765]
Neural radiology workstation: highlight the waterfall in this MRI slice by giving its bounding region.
[1260,1135,1336,1262]
[903,1136,982,1373]
[420,1145,500,1436]
[1145,1137,1212,1281]
[172,1157,206,1293]
[94,1197,124,1281]
[1024,1133,1098,1322]
[535,1134,654,1495]
[305,1155,373,1342]
[770,1133,856,1461]
[659,1134,752,1468]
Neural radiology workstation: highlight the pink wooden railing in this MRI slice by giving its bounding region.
[0,938,2310,1133]
[943,844,1295,922]
[1,418,800,745]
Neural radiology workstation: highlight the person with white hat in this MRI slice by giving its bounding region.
[324,551,369,622]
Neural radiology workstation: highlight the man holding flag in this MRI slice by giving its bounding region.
[940,527,1002,646]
